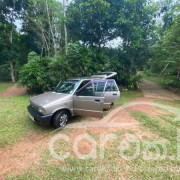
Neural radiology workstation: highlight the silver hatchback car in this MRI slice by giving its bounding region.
[28,72,120,128]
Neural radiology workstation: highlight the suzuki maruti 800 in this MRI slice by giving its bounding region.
[28,72,120,128]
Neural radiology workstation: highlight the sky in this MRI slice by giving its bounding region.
[105,37,122,48]
[15,19,22,32]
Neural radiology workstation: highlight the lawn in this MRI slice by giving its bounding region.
[1,90,143,179]
[0,96,53,148]
[116,90,142,105]
[154,99,180,109]
[2,90,180,179]
[8,97,180,180]
[130,111,180,179]
[141,72,164,84]
[0,90,141,149]
[0,90,141,179]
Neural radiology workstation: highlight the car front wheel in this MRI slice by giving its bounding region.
[53,110,69,128]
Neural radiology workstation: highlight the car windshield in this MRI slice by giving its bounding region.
[54,80,79,94]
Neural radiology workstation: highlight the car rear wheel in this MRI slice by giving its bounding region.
[53,110,69,128]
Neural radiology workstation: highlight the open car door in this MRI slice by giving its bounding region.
[73,80,105,118]
[91,72,117,79]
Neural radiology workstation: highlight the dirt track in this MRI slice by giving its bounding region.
[0,84,27,97]
[0,79,179,179]
[139,79,180,100]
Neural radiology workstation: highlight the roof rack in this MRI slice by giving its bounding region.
[69,72,117,80]
[91,72,117,79]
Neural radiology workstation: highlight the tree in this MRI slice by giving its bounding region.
[147,9,180,87]
[22,0,64,57]
[67,0,111,47]
[67,0,156,69]
[0,0,27,82]
[0,0,165,91]
[63,0,68,55]
[114,0,156,68]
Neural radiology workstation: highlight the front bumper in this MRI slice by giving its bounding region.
[27,105,52,126]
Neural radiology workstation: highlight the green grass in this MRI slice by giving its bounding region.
[141,71,180,89]
[116,90,142,105]
[8,158,109,180]
[8,95,178,180]
[159,113,180,127]
[154,99,180,109]
[130,111,180,179]
[0,90,141,149]
[5,90,180,179]
[5,90,143,179]
[8,134,125,180]
[154,99,180,127]
[132,111,177,142]
[140,71,165,85]
[0,83,14,92]
[0,96,53,148]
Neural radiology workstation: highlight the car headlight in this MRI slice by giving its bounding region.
[38,107,46,114]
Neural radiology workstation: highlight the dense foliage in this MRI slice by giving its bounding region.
[145,4,180,87]
[19,52,51,92]
[19,43,142,93]
[0,0,179,92]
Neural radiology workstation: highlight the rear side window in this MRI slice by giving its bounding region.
[77,81,105,97]
[96,81,106,92]
[105,81,118,92]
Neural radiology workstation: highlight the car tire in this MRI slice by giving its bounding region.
[53,110,69,128]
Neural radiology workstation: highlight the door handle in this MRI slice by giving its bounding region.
[113,94,117,96]
[95,99,100,103]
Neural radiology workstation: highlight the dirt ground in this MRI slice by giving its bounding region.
[0,84,27,97]
[139,79,180,100]
[0,79,179,179]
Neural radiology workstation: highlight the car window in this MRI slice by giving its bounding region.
[105,81,118,92]
[77,81,105,97]
[76,80,90,91]
[54,80,79,94]
[96,81,105,92]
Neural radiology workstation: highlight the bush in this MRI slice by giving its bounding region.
[126,74,142,90]
[19,52,51,93]
[19,46,141,93]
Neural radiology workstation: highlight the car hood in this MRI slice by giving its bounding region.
[30,92,71,107]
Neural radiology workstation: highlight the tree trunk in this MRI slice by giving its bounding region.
[63,0,68,55]
[9,60,15,83]
[9,0,16,82]
[40,23,49,57]
[45,0,57,57]
[64,22,68,55]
